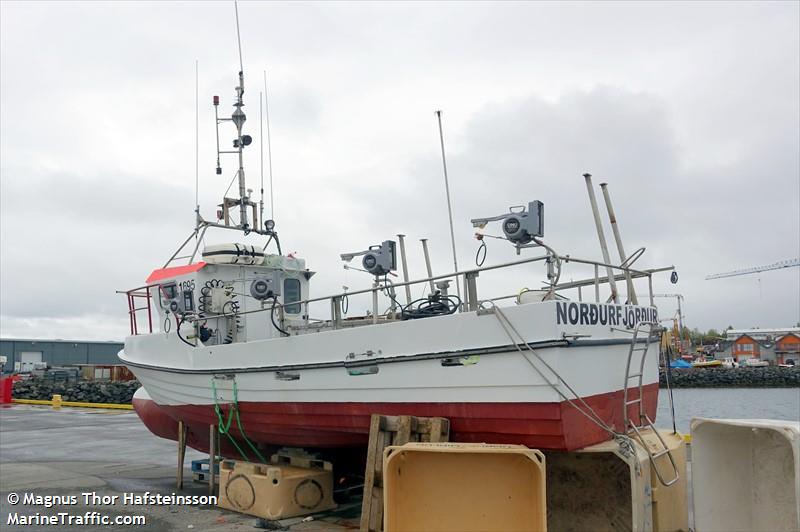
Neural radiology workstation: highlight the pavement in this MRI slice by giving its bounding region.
[1,403,696,531]
[0,404,358,531]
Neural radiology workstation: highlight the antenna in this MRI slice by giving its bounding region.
[234,0,244,73]
[259,91,264,230]
[435,110,461,302]
[264,70,274,219]
[232,0,247,230]
[212,0,256,233]
[195,59,199,232]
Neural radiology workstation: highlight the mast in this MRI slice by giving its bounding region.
[232,0,248,230]
[165,0,283,268]
[211,0,262,235]
[233,69,248,230]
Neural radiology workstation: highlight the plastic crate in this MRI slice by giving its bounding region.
[692,418,800,531]
[383,443,546,532]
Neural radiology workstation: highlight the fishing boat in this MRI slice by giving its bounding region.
[120,53,678,462]
[691,359,723,368]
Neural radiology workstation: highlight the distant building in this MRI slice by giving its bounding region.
[725,327,800,343]
[775,333,800,365]
[730,334,776,364]
[0,338,123,373]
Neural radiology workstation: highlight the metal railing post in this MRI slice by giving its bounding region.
[330,297,342,329]
[127,293,135,335]
[594,264,600,303]
[146,287,153,333]
[421,239,435,295]
[462,274,469,312]
[466,272,479,311]
[372,282,379,324]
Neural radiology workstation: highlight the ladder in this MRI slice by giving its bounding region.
[622,320,680,487]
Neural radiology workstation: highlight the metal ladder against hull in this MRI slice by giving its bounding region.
[622,320,680,487]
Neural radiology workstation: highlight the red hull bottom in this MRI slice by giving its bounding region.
[134,384,659,454]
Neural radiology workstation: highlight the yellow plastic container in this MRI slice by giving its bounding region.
[546,428,688,532]
[641,430,688,532]
[217,459,336,520]
[383,442,546,532]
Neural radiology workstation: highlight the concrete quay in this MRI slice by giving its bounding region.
[0,404,356,531]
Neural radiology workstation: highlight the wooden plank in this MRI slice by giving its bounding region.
[360,414,383,532]
[393,416,412,446]
[416,418,431,439]
[380,416,396,432]
[209,424,216,496]
[272,454,329,470]
[369,485,383,532]
[429,417,449,442]
[373,430,389,486]
[408,416,419,435]
[359,414,451,532]
[176,420,186,490]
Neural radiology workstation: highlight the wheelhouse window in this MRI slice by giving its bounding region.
[284,278,301,314]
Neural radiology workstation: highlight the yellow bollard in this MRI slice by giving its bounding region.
[52,394,62,409]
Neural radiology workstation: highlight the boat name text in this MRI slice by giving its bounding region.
[555,302,657,327]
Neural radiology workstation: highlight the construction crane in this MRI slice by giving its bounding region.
[652,294,686,355]
[706,258,799,280]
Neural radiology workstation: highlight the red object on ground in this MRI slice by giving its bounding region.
[0,377,13,404]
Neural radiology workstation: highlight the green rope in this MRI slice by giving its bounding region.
[211,379,234,433]
[211,378,249,461]
[210,378,267,463]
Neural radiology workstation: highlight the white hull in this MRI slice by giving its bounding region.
[121,300,660,407]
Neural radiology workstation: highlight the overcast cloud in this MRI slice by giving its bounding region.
[1,1,798,341]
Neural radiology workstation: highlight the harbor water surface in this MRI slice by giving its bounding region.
[655,387,799,433]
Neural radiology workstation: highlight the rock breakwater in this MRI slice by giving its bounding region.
[660,367,800,388]
[12,378,140,404]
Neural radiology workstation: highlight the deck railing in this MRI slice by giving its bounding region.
[294,253,673,331]
[121,254,674,337]
[124,285,156,335]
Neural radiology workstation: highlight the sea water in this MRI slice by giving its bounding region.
[655,387,799,433]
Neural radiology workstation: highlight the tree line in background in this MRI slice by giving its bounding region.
[679,327,727,345]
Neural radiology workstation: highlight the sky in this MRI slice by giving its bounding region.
[1,1,798,341]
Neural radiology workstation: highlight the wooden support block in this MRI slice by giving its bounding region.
[359,414,450,532]
[272,454,329,470]
[209,424,217,496]
[177,420,187,490]
[394,416,411,446]
[429,417,450,442]
[360,415,383,532]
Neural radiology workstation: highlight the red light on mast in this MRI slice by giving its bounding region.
[213,95,219,106]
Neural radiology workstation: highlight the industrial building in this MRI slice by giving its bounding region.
[725,327,800,342]
[0,338,123,373]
